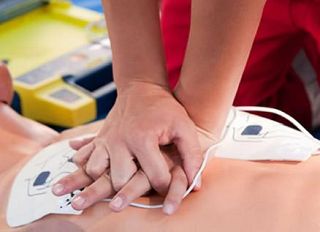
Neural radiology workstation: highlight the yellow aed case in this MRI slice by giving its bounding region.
[0,0,114,127]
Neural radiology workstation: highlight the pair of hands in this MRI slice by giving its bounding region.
[53,82,216,215]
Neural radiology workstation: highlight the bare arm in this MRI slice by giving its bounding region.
[102,0,168,91]
[55,0,266,215]
[175,0,266,137]
[68,0,203,209]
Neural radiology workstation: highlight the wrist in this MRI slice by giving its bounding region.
[116,80,172,97]
[174,84,230,138]
[196,126,220,152]
[115,72,170,92]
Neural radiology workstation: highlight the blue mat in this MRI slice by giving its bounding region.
[71,0,103,12]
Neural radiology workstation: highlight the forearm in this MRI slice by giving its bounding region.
[175,0,266,136]
[102,0,168,93]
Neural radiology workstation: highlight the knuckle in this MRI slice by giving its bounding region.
[86,166,103,180]
[83,186,100,201]
[112,176,130,191]
[150,173,170,191]
[137,170,147,179]
[72,155,85,166]
[72,144,94,165]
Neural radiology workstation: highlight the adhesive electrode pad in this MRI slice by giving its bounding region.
[215,107,320,161]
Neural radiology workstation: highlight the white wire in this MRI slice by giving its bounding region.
[100,106,319,209]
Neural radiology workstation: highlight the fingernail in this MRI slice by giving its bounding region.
[72,196,86,207]
[163,203,175,215]
[52,184,64,195]
[110,196,123,210]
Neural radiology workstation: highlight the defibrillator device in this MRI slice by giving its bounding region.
[0,0,116,127]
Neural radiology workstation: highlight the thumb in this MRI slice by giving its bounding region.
[174,123,203,185]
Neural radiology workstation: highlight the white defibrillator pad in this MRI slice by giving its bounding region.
[6,140,82,227]
[214,108,320,161]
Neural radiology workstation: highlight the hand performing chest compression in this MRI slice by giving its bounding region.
[53,0,266,215]
[52,115,216,215]
[52,82,214,214]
